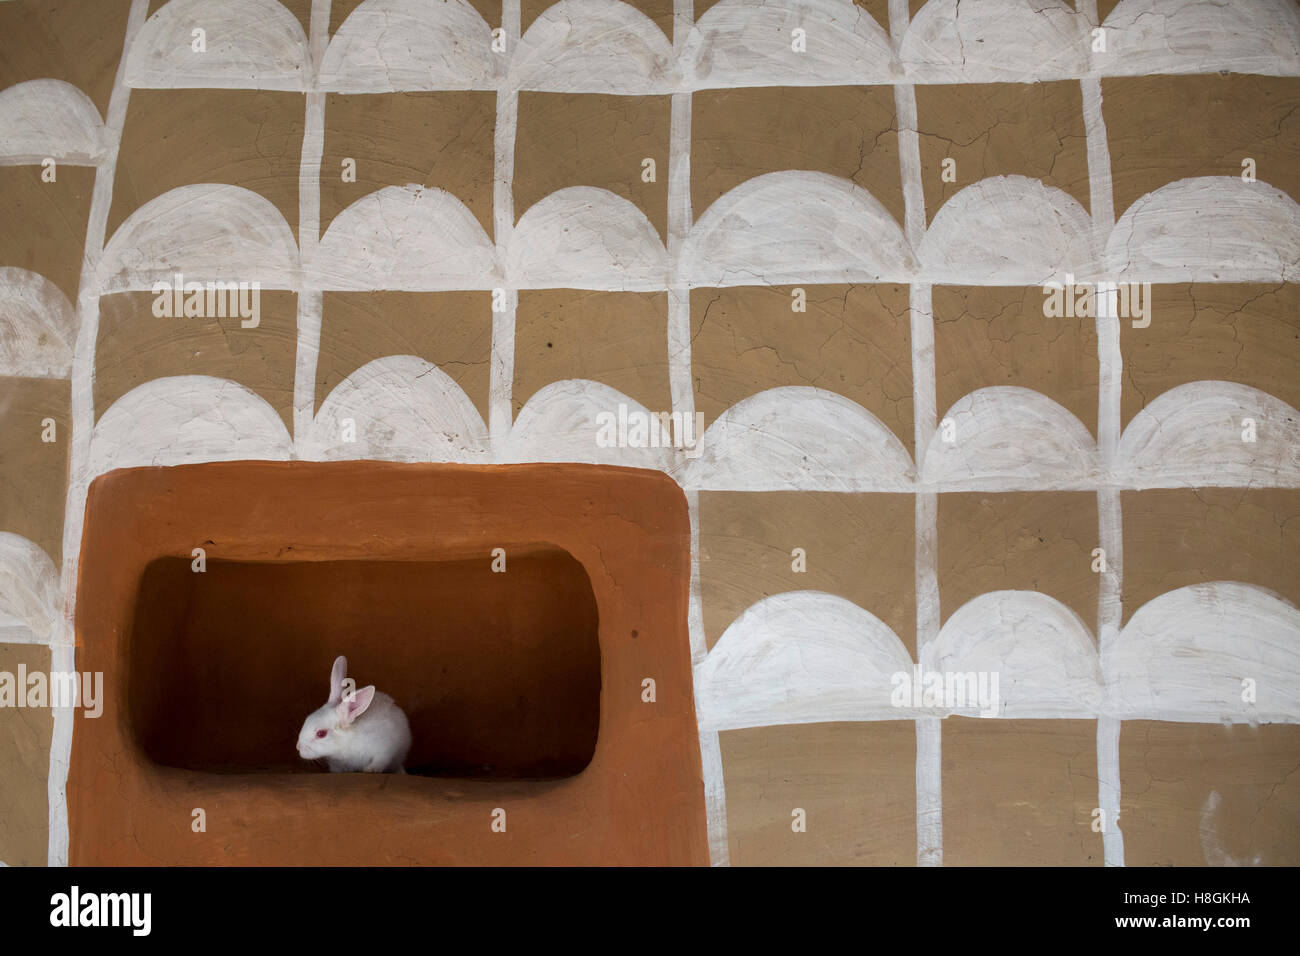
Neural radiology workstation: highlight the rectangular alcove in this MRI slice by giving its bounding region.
[129,552,600,779]
[70,461,707,865]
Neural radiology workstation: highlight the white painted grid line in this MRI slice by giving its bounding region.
[490,0,522,450]
[670,0,729,866]
[47,0,151,868]
[891,0,942,868]
[1079,0,1126,868]
[292,0,332,453]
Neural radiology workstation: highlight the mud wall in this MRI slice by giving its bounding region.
[0,0,1298,865]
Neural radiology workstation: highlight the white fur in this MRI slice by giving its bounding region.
[296,656,412,773]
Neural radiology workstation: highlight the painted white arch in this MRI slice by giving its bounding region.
[0,79,107,166]
[0,534,60,644]
[97,184,299,293]
[312,185,500,290]
[695,591,914,730]
[1107,582,1300,723]
[685,386,915,492]
[304,355,490,463]
[1105,177,1300,284]
[1117,382,1300,489]
[919,175,1097,286]
[931,590,1102,718]
[88,375,292,474]
[507,187,668,291]
[510,0,678,94]
[123,0,309,91]
[318,0,499,92]
[1100,0,1300,78]
[901,0,1089,84]
[0,268,75,379]
[921,387,1100,491]
[682,0,899,89]
[500,379,675,471]
[681,171,917,287]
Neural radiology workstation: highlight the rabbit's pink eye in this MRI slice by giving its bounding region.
[315,729,327,739]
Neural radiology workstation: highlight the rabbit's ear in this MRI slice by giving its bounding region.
[338,685,375,725]
[328,655,348,704]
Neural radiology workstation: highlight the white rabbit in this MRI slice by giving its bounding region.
[296,655,412,773]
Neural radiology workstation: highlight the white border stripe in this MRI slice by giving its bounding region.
[292,0,331,451]
[672,0,726,867]
[892,0,942,868]
[490,1,521,450]
[1080,0,1126,868]
[911,287,942,866]
[48,0,151,868]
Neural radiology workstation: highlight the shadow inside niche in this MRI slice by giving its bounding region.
[126,549,601,780]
